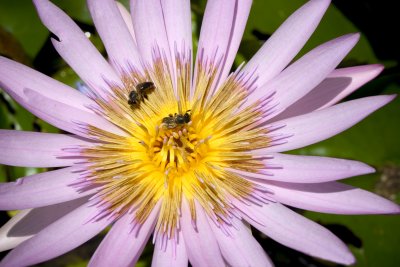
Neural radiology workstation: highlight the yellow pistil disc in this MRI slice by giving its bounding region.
[79,52,270,237]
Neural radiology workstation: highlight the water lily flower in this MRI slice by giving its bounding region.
[0,0,399,266]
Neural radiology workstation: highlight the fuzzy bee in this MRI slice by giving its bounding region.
[128,81,155,106]
[162,110,191,129]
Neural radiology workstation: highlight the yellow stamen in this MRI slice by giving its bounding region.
[78,50,269,238]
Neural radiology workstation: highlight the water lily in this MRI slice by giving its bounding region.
[0,0,399,266]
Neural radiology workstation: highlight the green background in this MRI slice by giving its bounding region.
[0,0,399,266]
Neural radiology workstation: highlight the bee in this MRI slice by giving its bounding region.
[162,114,177,129]
[162,110,191,129]
[128,81,155,106]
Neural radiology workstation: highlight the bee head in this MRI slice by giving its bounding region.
[183,111,191,123]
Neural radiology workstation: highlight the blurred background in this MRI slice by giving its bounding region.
[0,0,399,266]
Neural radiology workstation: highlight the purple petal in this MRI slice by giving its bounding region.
[265,95,395,153]
[88,204,160,267]
[0,202,110,267]
[151,230,188,267]
[0,167,95,210]
[265,181,400,214]
[0,130,89,168]
[0,56,94,112]
[130,0,171,66]
[238,153,374,183]
[243,0,330,88]
[87,0,142,74]
[0,198,87,252]
[0,210,32,252]
[23,88,126,138]
[195,0,252,90]
[116,2,136,44]
[247,34,360,111]
[208,217,273,267]
[320,64,384,108]
[160,0,193,90]
[161,0,192,57]
[181,199,224,266]
[33,0,122,95]
[236,202,355,265]
[272,64,384,121]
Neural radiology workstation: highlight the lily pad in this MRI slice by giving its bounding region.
[241,0,377,64]
[0,0,48,58]
[52,0,93,25]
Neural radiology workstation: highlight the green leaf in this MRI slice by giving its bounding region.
[0,165,6,183]
[65,260,89,267]
[240,0,377,64]
[0,26,31,65]
[0,0,48,58]
[52,0,93,25]
[306,207,400,267]
[118,0,130,9]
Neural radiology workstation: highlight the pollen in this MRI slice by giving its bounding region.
[72,48,273,239]
[149,122,203,176]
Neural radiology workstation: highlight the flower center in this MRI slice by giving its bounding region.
[150,122,204,175]
[73,54,274,238]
